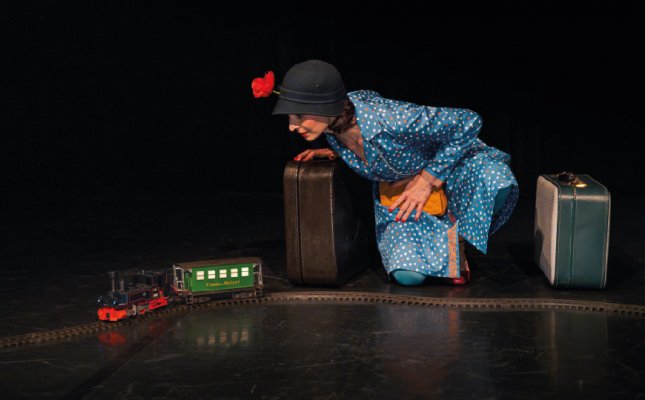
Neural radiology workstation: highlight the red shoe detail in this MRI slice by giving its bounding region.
[446,270,470,285]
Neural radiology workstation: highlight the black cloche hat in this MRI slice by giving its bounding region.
[272,59,347,117]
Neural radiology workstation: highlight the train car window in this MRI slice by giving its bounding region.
[208,270,216,279]
[231,269,239,278]
[242,267,249,277]
[219,270,227,279]
[196,271,204,280]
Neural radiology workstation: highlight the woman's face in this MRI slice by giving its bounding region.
[288,114,331,141]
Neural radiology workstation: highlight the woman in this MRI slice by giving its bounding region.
[271,59,518,286]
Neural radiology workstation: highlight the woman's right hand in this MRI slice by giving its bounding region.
[293,148,338,161]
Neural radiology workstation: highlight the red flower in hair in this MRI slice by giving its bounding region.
[251,71,279,98]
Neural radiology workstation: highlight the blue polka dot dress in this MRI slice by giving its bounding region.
[325,90,519,278]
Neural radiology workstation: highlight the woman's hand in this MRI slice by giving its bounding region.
[388,172,441,222]
[293,148,338,161]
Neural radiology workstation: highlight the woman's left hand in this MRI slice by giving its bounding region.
[388,173,435,222]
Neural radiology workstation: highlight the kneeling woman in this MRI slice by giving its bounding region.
[269,60,518,286]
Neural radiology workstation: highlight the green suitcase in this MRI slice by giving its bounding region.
[534,172,611,289]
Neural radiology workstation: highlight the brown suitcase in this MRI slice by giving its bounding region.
[283,159,378,286]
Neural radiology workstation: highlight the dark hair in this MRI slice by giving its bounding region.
[327,98,356,134]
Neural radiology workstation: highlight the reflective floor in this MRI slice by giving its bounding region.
[1,192,644,399]
[3,304,645,399]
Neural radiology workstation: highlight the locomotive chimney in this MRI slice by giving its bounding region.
[119,278,126,292]
[108,271,118,293]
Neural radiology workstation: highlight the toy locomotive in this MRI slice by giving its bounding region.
[97,257,264,322]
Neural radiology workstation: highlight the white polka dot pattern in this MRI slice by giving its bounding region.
[325,90,519,278]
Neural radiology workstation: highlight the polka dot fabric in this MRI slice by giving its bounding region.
[325,90,519,278]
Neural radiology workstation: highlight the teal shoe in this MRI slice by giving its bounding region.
[391,269,427,286]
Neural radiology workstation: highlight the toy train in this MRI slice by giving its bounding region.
[97,257,264,322]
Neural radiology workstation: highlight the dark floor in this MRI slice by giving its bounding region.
[1,192,645,399]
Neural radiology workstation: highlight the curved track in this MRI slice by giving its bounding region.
[2,291,644,349]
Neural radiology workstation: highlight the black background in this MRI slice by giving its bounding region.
[4,2,644,197]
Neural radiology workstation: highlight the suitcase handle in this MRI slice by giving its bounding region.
[556,171,588,188]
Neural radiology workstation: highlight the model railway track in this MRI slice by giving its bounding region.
[2,291,645,349]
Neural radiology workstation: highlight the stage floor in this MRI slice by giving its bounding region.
[2,192,644,399]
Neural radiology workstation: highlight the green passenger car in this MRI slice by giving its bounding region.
[172,257,264,302]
